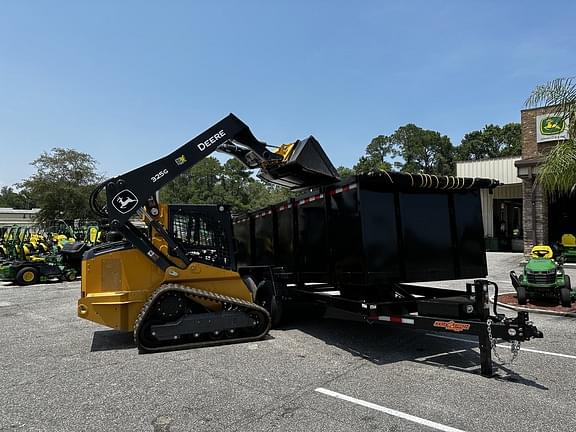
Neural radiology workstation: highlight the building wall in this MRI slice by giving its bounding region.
[518,106,560,254]
[478,185,522,237]
[457,157,522,239]
[521,107,556,158]
[0,208,40,226]
[457,156,521,184]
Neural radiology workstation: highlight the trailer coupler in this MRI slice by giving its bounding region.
[487,311,543,343]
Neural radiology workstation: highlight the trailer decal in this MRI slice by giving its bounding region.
[433,320,471,332]
[328,183,357,196]
[254,210,272,219]
[369,315,415,325]
[277,203,292,212]
[297,193,324,206]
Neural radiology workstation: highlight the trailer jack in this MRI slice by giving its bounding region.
[475,280,543,376]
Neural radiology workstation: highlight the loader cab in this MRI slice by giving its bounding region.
[165,204,236,270]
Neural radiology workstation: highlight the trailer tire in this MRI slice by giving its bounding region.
[255,280,284,328]
[516,285,527,305]
[16,266,40,286]
[560,286,572,307]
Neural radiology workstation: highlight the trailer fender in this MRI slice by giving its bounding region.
[241,275,258,297]
[255,279,284,327]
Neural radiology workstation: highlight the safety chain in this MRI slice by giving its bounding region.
[486,319,521,365]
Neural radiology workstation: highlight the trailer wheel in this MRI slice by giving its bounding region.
[516,285,527,305]
[560,286,572,307]
[16,266,40,286]
[255,280,283,327]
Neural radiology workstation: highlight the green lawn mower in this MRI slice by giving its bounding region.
[510,245,575,307]
[0,225,77,286]
[558,233,576,263]
[0,255,77,286]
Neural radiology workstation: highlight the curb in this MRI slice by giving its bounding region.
[490,295,576,318]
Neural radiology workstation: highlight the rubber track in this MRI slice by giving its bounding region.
[134,283,271,352]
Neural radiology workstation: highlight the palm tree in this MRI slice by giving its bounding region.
[525,77,576,194]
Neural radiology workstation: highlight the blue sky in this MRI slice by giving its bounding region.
[1,1,575,187]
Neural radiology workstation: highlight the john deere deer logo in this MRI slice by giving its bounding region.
[117,196,136,209]
[540,116,565,135]
[112,189,139,214]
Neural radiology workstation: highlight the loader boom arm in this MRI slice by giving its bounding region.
[90,113,339,272]
[99,113,281,228]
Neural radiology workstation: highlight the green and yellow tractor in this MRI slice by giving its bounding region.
[510,245,575,307]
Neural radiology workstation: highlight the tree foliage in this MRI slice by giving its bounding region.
[336,166,355,178]
[18,148,103,222]
[160,156,294,213]
[0,186,30,209]
[355,124,455,175]
[392,124,454,175]
[353,135,393,173]
[526,77,576,194]
[456,123,521,161]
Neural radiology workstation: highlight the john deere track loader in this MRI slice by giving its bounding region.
[78,114,339,352]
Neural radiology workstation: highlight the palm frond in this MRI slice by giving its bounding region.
[526,77,576,135]
[536,139,576,193]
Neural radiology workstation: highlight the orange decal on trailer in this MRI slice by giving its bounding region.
[433,320,471,332]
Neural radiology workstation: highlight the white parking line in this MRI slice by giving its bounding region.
[506,347,576,359]
[425,333,476,343]
[315,388,467,432]
[425,333,576,360]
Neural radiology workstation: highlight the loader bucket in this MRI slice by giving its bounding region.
[258,136,340,190]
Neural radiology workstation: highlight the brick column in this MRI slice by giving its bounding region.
[521,177,549,255]
[519,106,559,256]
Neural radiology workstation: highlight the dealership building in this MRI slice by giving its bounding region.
[457,156,523,252]
[515,106,571,255]
[458,106,571,255]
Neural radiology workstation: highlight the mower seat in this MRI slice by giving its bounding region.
[88,227,99,244]
[530,245,553,259]
[561,234,576,248]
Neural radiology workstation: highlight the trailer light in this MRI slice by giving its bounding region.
[465,305,474,314]
[78,304,88,315]
[508,328,517,337]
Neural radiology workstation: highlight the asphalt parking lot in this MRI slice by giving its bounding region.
[1,252,575,432]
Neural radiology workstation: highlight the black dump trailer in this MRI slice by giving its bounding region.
[233,172,543,376]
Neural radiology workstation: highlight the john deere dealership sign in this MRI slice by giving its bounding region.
[536,113,569,143]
